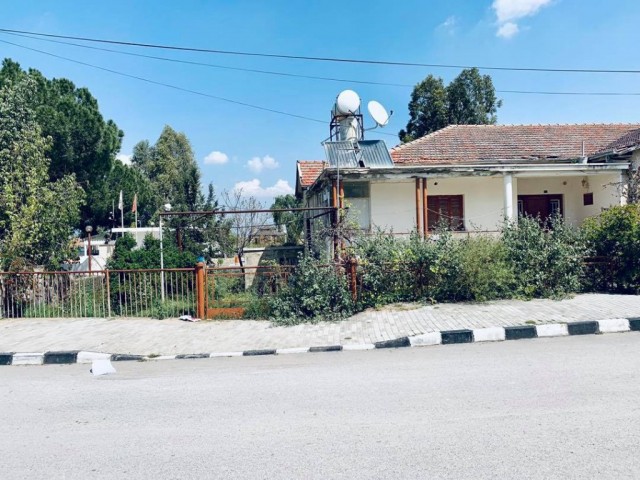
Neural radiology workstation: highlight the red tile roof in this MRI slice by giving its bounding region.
[297,160,325,187]
[597,128,640,154]
[390,124,640,165]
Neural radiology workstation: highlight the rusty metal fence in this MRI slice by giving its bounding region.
[0,269,196,319]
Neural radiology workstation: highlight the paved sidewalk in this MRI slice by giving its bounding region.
[1,294,639,356]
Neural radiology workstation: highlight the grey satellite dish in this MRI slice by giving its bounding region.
[368,100,390,127]
[335,90,360,115]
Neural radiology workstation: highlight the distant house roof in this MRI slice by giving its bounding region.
[390,124,640,165]
[595,128,640,156]
[297,160,325,187]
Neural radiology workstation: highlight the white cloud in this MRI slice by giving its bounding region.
[247,155,279,174]
[116,153,132,165]
[438,15,457,32]
[233,179,293,198]
[497,21,519,38]
[204,150,229,165]
[492,0,553,38]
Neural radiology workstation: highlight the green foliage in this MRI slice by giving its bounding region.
[268,255,353,325]
[107,233,197,270]
[271,194,304,245]
[582,204,640,292]
[0,76,84,269]
[399,68,502,142]
[132,125,201,212]
[88,161,156,229]
[0,58,123,229]
[502,216,587,298]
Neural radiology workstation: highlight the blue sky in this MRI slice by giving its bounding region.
[2,0,640,205]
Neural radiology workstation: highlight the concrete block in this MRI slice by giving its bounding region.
[276,347,310,355]
[44,351,78,364]
[409,332,442,347]
[472,327,505,342]
[597,318,630,333]
[175,353,210,359]
[441,330,473,345]
[567,321,599,335]
[243,349,277,356]
[0,353,13,366]
[77,351,112,363]
[375,337,411,349]
[342,344,375,351]
[111,354,144,361]
[210,351,243,358]
[309,345,342,353]
[536,324,568,337]
[505,326,537,340]
[11,353,44,366]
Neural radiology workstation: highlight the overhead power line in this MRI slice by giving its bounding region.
[4,31,640,97]
[1,27,640,75]
[0,39,326,125]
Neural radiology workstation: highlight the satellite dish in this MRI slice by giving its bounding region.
[368,100,390,127]
[335,90,360,115]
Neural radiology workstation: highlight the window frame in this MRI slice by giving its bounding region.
[427,194,465,231]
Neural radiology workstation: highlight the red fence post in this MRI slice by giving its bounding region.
[348,257,358,302]
[195,262,205,319]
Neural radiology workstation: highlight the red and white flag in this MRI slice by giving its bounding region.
[131,193,137,213]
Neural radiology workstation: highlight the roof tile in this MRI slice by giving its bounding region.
[390,124,640,165]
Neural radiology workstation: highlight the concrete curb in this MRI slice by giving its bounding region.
[2,318,639,366]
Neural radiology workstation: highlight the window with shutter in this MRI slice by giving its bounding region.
[427,195,464,231]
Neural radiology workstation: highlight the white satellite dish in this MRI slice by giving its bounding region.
[368,100,390,127]
[335,90,360,115]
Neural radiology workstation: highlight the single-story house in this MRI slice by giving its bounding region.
[296,124,640,241]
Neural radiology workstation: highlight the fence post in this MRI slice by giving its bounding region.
[348,257,358,302]
[195,262,205,319]
[105,269,112,318]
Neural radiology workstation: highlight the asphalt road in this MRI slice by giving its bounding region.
[1,334,639,480]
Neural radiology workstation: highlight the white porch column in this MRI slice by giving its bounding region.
[503,173,516,221]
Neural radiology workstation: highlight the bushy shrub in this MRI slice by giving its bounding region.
[351,232,413,308]
[268,255,353,325]
[456,235,515,302]
[502,215,586,298]
[582,204,640,292]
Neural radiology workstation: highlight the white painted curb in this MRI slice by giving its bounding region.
[473,327,506,342]
[343,344,375,351]
[210,351,243,358]
[597,318,630,333]
[276,347,310,355]
[410,331,442,347]
[150,355,177,361]
[77,351,112,364]
[536,324,569,337]
[12,352,44,365]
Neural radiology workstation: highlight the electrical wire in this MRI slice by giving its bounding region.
[0,38,326,124]
[0,38,402,138]
[4,31,640,97]
[2,27,640,75]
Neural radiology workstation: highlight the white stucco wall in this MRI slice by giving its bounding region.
[517,172,623,224]
[426,176,506,231]
[369,181,415,233]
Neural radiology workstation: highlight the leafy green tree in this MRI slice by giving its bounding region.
[271,194,304,245]
[0,58,123,228]
[87,161,157,229]
[399,68,502,142]
[132,125,201,212]
[107,233,196,270]
[399,75,448,142]
[0,77,84,269]
[447,68,501,126]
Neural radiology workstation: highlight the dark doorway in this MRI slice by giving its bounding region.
[517,194,563,223]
